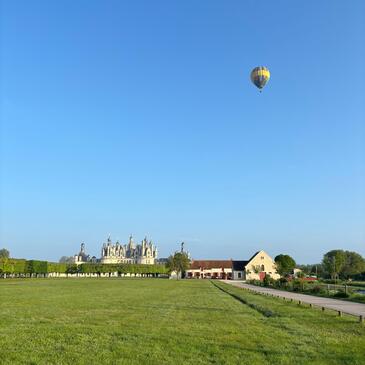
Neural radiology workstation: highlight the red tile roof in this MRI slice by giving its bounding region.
[190,260,232,270]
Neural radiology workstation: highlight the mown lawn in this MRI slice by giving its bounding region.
[0,279,364,365]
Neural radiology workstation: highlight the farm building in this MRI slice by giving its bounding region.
[186,250,279,281]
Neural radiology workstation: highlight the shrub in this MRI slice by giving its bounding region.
[279,277,288,285]
[310,285,325,294]
[291,279,309,292]
[263,274,275,287]
[333,291,349,298]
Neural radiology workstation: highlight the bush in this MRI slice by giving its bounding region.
[291,279,309,292]
[333,291,349,298]
[279,277,288,285]
[310,285,326,295]
[263,274,275,287]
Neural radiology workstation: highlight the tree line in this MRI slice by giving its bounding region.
[275,249,365,280]
[2,247,364,280]
[0,257,168,277]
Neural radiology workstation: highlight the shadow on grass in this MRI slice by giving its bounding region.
[210,280,279,318]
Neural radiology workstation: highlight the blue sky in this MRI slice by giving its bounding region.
[1,1,364,263]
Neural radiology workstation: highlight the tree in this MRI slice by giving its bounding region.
[274,254,296,277]
[322,250,347,280]
[341,251,365,279]
[166,252,190,279]
[0,248,10,259]
[59,256,74,264]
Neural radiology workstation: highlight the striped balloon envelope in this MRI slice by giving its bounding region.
[250,66,270,91]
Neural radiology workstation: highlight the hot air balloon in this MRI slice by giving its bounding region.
[250,66,270,91]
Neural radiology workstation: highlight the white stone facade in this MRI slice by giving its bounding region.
[100,235,157,264]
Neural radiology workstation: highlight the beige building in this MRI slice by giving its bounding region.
[186,250,279,281]
[235,250,280,281]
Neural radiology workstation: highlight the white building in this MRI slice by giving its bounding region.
[72,235,158,265]
[100,235,157,264]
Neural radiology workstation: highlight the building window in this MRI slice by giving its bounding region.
[261,256,264,260]
[238,272,242,278]
[261,265,265,271]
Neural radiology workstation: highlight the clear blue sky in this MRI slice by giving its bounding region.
[1,1,364,263]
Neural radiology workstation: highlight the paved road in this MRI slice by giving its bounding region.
[222,281,365,318]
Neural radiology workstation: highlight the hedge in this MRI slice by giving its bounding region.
[0,258,168,276]
[0,259,27,274]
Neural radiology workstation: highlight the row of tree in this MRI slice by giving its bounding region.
[0,257,168,277]
[275,250,365,280]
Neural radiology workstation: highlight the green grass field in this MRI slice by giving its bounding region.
[0,279,364,365]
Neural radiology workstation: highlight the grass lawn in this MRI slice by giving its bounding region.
[0,279,364,365]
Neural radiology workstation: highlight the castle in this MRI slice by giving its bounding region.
[101,235,157,264]
[73,235,158,265]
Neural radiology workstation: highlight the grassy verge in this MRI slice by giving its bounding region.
[247,280,365,304]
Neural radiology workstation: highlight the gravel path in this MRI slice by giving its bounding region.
[222,281,365,318]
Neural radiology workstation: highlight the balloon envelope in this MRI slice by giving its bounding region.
[250,66,270,90]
